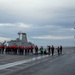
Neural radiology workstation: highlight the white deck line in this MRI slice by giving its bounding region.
[0,55,49,70]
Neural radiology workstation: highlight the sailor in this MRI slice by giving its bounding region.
[60,45,62,54]
[57,46,60,55]
[51,45,54,56]
[35,45,38,55]
[47,46,51,55]
[30,46,33,54]
[40,46,43,55]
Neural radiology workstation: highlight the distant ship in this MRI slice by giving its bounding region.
[7,32,34,46]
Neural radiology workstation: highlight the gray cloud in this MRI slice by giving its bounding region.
[0,0,75,24]
[0,0,75,46]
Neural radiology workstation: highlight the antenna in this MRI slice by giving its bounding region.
[18,31,22,40]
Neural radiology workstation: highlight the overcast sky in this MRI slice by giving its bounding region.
[0,0,75,47]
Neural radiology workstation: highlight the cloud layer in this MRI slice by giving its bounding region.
[33,35,74,40]
[0,23,74,46]
[0,0,75,24]
[0,0,75,46]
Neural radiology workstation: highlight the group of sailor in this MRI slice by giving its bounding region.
[0,45,62,55]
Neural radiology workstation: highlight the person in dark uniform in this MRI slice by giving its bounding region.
[60,45,62,54]
[19,46,24,55]
[30,46,33,54]
[27,46,30,54]
[51,45,54,56]
[57,46,60,55]
[44,49,47,55]
[47,46,51,55]
[25,46,27,55]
